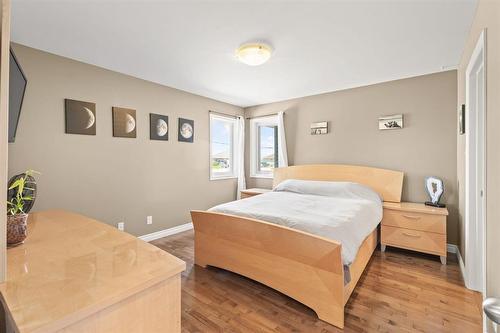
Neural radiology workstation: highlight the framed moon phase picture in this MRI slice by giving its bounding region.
[150,113,168,141]
[112,107,137,138]
[178,118,194,143]
[65,99,96,135]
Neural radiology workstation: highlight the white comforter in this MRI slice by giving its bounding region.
[209,180,383,266]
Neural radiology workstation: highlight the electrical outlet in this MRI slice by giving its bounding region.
[147,216,153,225]
[117,222,125,231]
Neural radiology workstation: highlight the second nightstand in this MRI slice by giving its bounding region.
[240,188,271,199]
[381,202,448,264]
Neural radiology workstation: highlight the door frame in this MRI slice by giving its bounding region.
[464,29,487,295]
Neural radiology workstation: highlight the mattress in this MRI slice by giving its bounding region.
[208,179,383,267]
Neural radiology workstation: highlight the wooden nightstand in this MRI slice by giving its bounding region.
[240,188,271,199]
[381,202,449,264]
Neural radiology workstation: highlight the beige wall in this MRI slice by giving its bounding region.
[245,71,459,245]
[457,0,500,302]
[9,44,243,236]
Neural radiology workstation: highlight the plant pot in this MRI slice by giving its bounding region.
[7,213,28,246]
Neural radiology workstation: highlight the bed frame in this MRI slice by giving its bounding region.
[191,164,404,328]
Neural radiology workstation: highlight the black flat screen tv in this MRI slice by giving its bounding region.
[9,48,27,143]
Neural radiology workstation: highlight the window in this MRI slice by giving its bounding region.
[250,115,279,178]
[210,113,237,180]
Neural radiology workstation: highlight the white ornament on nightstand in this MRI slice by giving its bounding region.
[424,176,446,208]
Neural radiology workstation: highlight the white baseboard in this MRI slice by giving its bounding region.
[457,249,466,281]
[138,222,193,242]
[448,243,467,286]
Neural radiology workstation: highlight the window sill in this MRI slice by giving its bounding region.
[210,175,238,181]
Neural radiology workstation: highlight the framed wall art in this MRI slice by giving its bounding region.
[378,114,403,130]
[112,107,136,138]
[150,113,169,141]
[65,99,96,135]
[178,118,194,143]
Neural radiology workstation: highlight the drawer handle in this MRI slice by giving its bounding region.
[402,232,422,238]
[402,214,421,220]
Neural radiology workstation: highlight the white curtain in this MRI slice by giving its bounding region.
[277,111,288,167]
[236,116,246,199]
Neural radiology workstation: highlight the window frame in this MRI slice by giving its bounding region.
[250,115,279,179]
[209,113,238,180]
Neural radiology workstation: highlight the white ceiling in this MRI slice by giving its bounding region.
[12,0,476,107]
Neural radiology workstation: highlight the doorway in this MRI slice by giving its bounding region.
[464,29,486,294]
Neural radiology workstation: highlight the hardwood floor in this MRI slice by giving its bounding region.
[152,230,483,333]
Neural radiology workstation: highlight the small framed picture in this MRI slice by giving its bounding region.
[459,104,465,135]
[178,118,194,143]
[310,121,328,135]
[150,114,169,141]
[378,114,403,130]
[112,107,137,138]
[65,99,96,135]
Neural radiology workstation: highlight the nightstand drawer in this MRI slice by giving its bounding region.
[382,209,446,234]
[241,192,254,199]
[240,188,271,199]
[381,225,446,256]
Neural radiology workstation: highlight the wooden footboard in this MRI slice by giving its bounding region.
[191,210,347,328]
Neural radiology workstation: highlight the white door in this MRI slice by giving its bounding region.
[465,30,486,294]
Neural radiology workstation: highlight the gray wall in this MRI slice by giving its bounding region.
[9,44,243,236]
[245,71,459,245]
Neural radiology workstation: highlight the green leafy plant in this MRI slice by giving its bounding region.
[7,170,39,216]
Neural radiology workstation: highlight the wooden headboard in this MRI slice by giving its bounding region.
[273,164,404,203]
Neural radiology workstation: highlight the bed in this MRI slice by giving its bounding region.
[191,164,404,328]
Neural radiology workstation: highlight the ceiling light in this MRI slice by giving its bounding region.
[236,43,272,66]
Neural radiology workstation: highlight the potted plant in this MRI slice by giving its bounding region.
[6,170,38,246]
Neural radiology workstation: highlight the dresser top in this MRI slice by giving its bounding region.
[383,202,449,216]
[0,210,185,333]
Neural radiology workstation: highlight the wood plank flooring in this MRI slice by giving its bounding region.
[152,230,483,333]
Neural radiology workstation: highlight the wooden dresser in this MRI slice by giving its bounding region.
[381,202,448,264]
[0,210,185,333]
[240,188,271,199]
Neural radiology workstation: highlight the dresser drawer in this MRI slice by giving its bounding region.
[382,209,446,234]
[381,225,446,256]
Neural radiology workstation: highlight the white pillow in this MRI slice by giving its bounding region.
[273,179,382,202]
